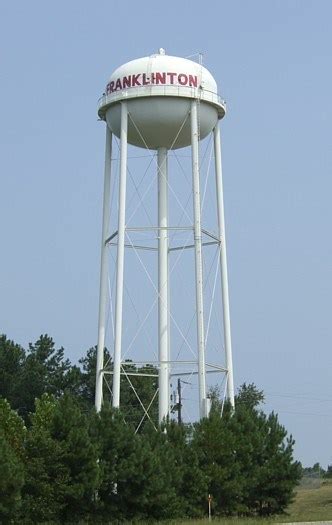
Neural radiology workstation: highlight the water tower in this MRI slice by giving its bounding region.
[95,49,235,424]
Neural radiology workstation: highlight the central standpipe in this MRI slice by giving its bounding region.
[191,101,207,419]
[158,147,169,423]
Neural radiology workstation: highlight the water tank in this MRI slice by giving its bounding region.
[98,49,225,150]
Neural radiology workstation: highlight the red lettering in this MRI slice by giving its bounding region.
[107,72,197,92]
[142,73,150,86]
[178,74,188,86]
[189,74,198,87]
[155,72,166,85]
[106,81,114,94]
[132,74,141,86]
[122,76,131,88]
[167,72,177,84]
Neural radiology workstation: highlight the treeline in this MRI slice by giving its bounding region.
[302,462,332,479]
[0,334,301,523]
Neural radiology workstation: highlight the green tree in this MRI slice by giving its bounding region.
[95,405,180,521]
[13,335,73,418]
[0,431,24,523]
[51,394,99,521]
[192,383,301,517]
[235,382,265,410]
[22,395,68,523]
[302,461,325,477]
[0,334,25,408]
[22,394,99,523]
[0,399,25,523]
[0,334,84,419]
[78,345,111,407]
[248,412,301,515]
[192,408,243,515]
[0,398,26,460]
[233,384,301,515]
[325,464,332,478]
[164,420,208,517]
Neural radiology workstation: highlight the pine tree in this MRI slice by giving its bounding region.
[192,383,301,517]
[0,334,25,408]
[78,345,112,407]
[14,335,73,418]
[192,410,243,515]
[95,406,181,521]
[0,399,25,523]
[0,397,26,460]
[0,431,24,523]
[232,385,301,516]
[22,394,99,523]
[50,394,99,522]
[164,420,208,517]
[249,412,301,515]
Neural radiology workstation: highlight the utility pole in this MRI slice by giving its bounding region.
[177,378,182,425]
[171,378,192,423]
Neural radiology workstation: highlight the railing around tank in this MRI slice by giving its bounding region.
[97,84,226,116]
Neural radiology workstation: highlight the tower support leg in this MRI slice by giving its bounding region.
[113,102,128,408]
[213,124,235,409]
[158,147,169,423]
[191,101,207,419]
[95,127,112,412]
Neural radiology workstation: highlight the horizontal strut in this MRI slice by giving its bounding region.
[105,228,220,247]
[108,242,158,251]
[170,369,225,377]
[169,240,219,252]
[102,360,226,371]
[103,370,159,378]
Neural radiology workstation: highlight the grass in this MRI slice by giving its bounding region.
[279,480,332,522]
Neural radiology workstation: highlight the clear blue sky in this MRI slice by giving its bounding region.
[1,1,332,467]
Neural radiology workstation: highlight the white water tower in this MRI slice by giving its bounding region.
[95,49,235,424]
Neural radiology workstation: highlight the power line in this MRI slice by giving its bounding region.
[265,391,332,403]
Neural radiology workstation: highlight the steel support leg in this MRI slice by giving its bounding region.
[113,102,128,408]
[191,101,207,419]
[213,124,235,409]
[95,127,112,412]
